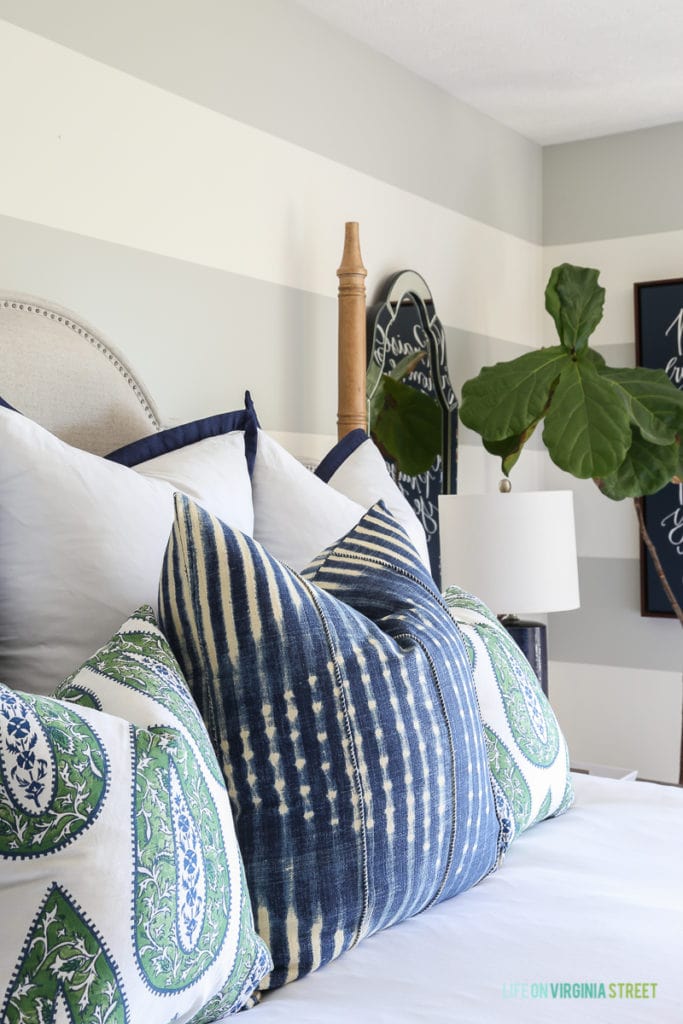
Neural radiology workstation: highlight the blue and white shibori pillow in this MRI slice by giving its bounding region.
[443,587,574,841]
[0,607,271,1023]
[160,495,505,991]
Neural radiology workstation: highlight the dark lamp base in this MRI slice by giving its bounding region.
[498,616,548,697]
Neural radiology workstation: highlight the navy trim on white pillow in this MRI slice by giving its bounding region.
[0,395,18,411]
[244,389,260,427]
[314,428,367,482]
[107,391,259,475]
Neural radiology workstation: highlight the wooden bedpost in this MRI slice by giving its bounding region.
[337,222,368,439]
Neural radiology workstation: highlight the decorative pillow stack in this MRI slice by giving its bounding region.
[0,400,257,695]
[0,608,271,1022]
[159,494,504,991]
[444,587,574,840]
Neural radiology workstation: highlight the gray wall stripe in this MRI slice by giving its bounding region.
[0,214,337,434]
[548,556,680,672]
[446,326,532,394]
[0,0,542,245]
[543,122,683,245]
[594,343,639,368]
[0,214,524,441]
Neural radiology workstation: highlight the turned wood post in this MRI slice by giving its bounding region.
[337,222,368,439]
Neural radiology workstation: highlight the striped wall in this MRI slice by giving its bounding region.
[0,3,542,438]
[544,127,683,783]
[0,2,678,779]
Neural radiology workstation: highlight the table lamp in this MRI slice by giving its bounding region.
[438,488,580,695]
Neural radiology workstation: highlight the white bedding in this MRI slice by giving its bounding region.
[252,774,683,1023]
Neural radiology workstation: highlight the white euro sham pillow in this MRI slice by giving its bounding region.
[0,406,254,696]
[252,430,366,571]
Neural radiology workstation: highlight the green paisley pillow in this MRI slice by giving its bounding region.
[0,607,271,1023]
[444,587,573,843]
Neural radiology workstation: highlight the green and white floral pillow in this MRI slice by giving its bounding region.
[444,587,574,843]
[0,607,271,1023]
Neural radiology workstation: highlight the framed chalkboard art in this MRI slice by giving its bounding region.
[366,271,458,587]
[634,277,683,617]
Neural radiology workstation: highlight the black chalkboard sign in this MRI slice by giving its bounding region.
[366,271,458,586]
[634,278,683,617]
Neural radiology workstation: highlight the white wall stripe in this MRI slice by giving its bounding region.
[544,228,683,348]
[0,19,542,349]
[549,660,681,784]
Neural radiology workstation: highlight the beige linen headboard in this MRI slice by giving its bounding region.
[0,292,160,455]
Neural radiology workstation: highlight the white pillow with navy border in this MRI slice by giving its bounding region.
[0,400,256,695]
[251,429,366,571]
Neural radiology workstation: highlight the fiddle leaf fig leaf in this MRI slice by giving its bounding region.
[459,346,566,441]
[545,264,605,353]
[583,346,607,370]
[368,351,428,430]
[675,445,683,483]
[483,417,541,477]
[544,265,563,340]
[597,428,681,500]
[371,374,441,477]
[542,358,632,478]
[598,366,683,444]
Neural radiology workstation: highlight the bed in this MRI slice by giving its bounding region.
[1,225,681,1024]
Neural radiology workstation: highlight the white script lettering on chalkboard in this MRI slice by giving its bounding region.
[665,357,683,385]
[663,310,683,387]
[660,505,683,557]
[665,308,683,356]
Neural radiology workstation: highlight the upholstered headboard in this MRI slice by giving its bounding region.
[0,292,160,455]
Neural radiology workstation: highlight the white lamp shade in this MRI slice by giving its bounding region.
[438,490,580,615]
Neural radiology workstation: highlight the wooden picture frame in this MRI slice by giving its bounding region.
[634,277,683,617]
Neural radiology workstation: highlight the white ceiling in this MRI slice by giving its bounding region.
[296,0,683,145]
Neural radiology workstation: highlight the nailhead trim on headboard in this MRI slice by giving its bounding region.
[1,298,159,428]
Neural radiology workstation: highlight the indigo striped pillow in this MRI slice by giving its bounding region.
[160,495,504,991]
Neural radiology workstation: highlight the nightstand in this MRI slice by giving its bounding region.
[571,760,638,782]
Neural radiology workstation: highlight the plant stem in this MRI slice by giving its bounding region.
[633,498,683,626]
[633,497,683,786]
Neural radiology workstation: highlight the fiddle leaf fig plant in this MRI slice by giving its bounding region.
[461,263,683,498]
[460,262,683,625]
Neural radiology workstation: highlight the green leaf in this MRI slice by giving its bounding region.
[583,346,606,370]
[460,346,567,441]
[598,366,683,444]
[544,265,563,340]
[483,417,541,476]
[368,351,428,430]
[542,358,632,478]
[597,428,681,500]
[371,374,441,477]
[545,263,605,353]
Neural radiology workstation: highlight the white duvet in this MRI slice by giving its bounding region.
[250,774,683,1023]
